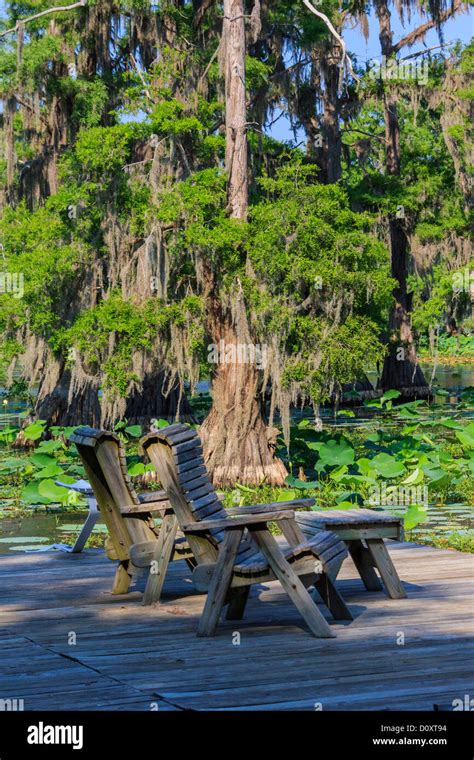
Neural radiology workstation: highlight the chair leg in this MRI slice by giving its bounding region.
[71,499,99,553]
[366,538,407,599]
[143,513,178,605]
[112,561,132,594]
[197,528,243,637]
[249,528,335,638]
[226,587,250,620]
[348,540,383,591]
[314,575,353,621]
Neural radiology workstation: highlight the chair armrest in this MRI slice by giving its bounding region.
[120,502,171,516]
[138,490,168,503]
[182,510,295,532]
[226,498,314,516]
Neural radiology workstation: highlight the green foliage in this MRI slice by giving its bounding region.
[72,124,142,176]
[66,292,205,396]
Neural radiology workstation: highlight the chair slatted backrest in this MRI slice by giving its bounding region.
[141,425,230,565]
[69,427,157,560]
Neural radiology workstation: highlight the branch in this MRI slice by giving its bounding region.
[130,53,152,105]
[400,41,454,60]
[392,0,466,53]
[0,0,86,38]
[197,41,220,92]
[301,0,359,90]
[13,93,49,127]
[342,127,387,143]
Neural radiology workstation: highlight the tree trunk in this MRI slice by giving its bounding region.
[200,1,287,486]
[125,370,196,427]
[35,367,101,428]
[375,0,429,397]
[319,45,342,183]
[201,320,287,486]
[222,0,248,217]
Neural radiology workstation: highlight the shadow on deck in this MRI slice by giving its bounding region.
[0,541,473,711]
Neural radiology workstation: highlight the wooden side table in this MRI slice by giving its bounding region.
[295,509,407,599]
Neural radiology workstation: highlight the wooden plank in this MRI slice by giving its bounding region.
[2,526,472,712]
[143,513,179,605]
[248,527,335,638]
[348,540,383,592]
[190,492,221,511]
[196,529,243,637]
[175,456,206,473]
[185,482,215,502]
[366,538,407,599]
[179,465,208,484]
[182,511,294,532]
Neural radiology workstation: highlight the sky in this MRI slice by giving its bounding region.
[269,6,474,142]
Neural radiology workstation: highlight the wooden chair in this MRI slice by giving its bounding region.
[69,427,194,602]
[137,424,353,638]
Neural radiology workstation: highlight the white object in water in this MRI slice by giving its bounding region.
[54,479,99,553]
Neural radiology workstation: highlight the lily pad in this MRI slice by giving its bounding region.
[370,453,406,479]
[317,439,355,468]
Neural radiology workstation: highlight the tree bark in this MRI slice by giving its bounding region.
[319,46,342,183]
[201,1,287,485]
[375,0,429,397]
[34,367,101,428]
[222,0,248,217]
[201,312,287,486]
[124,370,196,427]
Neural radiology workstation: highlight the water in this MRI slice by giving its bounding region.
[0,509,106,554]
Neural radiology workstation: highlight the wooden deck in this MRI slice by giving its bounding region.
[0,541,473,711]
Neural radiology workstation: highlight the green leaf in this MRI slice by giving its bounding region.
[37,479,71,504]
[127,462,146,476]
[364,432,380,443]
[305,441,324,452]
[0,536,49,544]
[0,457,26,473]
[422,466,450,487]
[332,501,359,510]
[21,481,52,505]
[54,474,77,485]
[370,453,406,479]
[284,475,320,489]
[404,504,428,530]
[455,423,474,450]
[275,489,297,501]
[402,467,424,485]
[22,422,45,441]
[436,418,463,430]
[36,440,63,453]
[125,425,142,438]
[381,390,401,401]
[335,491,364,506]
[32,464,65,479]
[317,439,355,467]
[30,453,56,468]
